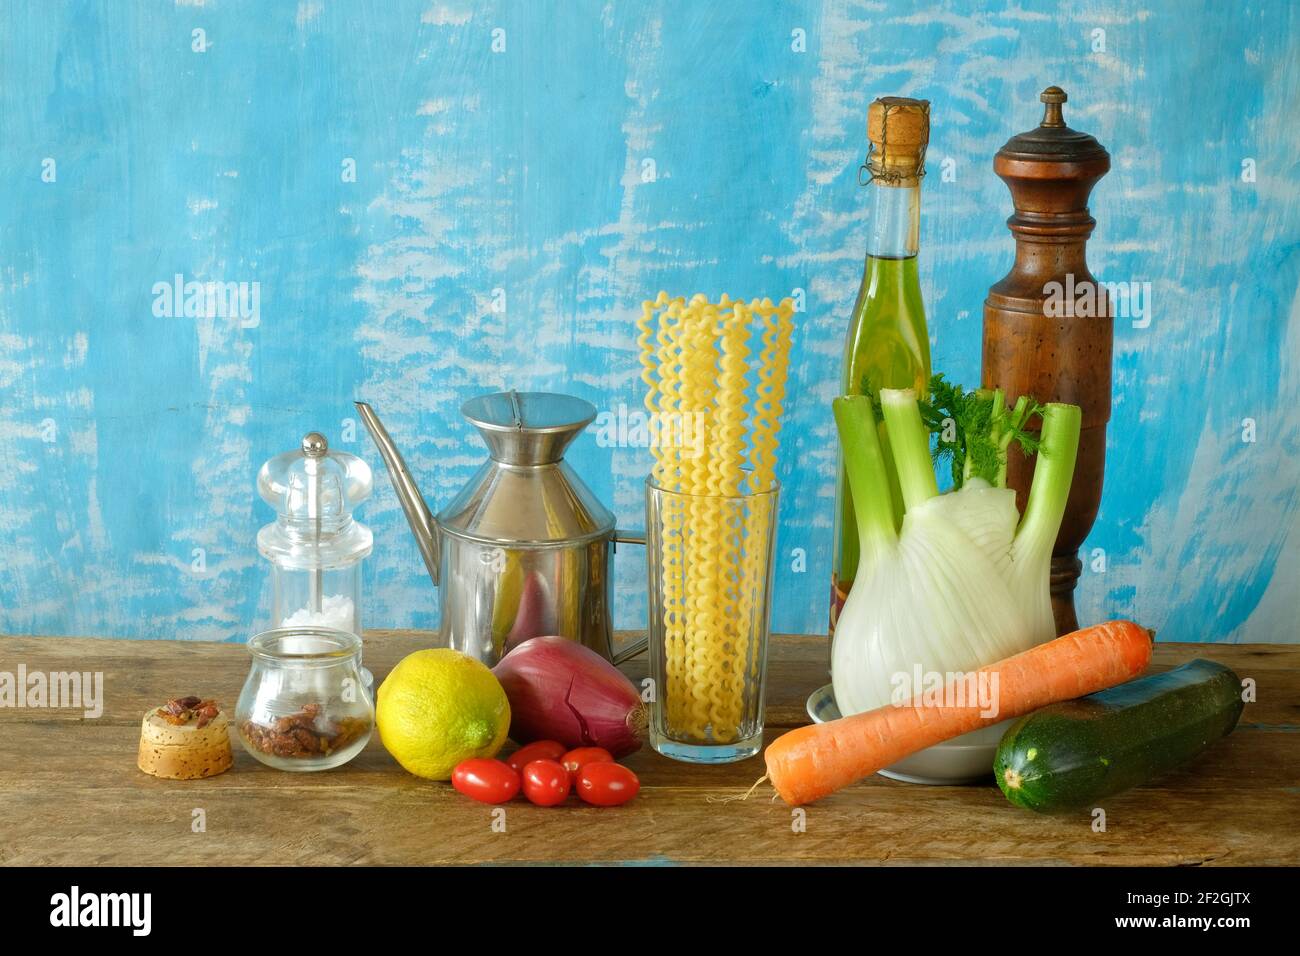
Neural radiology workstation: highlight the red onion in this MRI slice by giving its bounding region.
[503,571,552,655]
[493,636,646,757]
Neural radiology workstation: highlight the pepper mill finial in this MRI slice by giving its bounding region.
[301,432,329,458]
[1040,86,1067,128]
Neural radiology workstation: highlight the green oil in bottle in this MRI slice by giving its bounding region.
[830,98,932,642]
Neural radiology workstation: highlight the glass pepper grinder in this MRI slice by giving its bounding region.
[257,432,374,683]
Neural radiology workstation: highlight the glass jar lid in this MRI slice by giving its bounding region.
[257,432,373,568]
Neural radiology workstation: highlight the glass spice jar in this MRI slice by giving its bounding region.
[235,627,374,772]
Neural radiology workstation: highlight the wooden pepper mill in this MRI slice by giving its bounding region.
[981,86,1111,636]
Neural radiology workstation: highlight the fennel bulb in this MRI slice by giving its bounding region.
[830,385,1081,718]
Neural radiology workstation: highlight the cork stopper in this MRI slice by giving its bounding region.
[865,96,930,184]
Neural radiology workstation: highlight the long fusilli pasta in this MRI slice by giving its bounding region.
[640,293,794,743]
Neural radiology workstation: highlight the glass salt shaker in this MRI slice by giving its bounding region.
[257,432,374,684]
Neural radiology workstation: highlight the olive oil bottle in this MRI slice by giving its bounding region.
[830,97,932,640]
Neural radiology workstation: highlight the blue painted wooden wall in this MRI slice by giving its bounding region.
[1,0,1296,643]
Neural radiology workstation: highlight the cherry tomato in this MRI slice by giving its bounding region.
[521,759,571,807]
[506,740,567,774]
[576,762,640,807]
[452,759,520,804]
[560,746,613,781]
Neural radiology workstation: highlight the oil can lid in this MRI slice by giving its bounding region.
[461,390,597,465]
[997,86,1109,165]
[439,391,615,544]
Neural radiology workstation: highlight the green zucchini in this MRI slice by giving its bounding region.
[994,659,1244,812]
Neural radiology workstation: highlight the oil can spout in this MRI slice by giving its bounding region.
[354,401,441,587]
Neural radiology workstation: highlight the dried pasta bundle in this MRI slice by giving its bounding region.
[639,292,794,743]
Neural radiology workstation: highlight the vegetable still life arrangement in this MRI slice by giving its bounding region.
[753,368,1243,806]
[122,83,1253,850]
[763,619,1153,806]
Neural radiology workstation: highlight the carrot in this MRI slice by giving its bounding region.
[765,620,1153,806]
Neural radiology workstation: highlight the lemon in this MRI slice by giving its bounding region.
[376,648,511,780]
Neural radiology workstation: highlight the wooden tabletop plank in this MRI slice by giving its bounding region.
[1,632,1296,866]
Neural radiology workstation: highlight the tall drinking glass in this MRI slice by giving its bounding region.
[645,477,779,763]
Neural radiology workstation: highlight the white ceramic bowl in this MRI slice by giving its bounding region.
[806,684,1007,785]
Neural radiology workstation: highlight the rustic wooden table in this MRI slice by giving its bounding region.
[1,632,1296,866]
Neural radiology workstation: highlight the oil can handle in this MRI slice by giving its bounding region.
[609,529,648,666]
